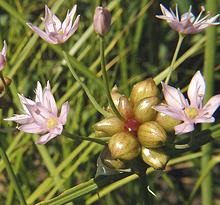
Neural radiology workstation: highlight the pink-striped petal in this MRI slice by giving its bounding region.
[162,83,188,109]
[153,104,185,121]
[35,81,43,103]
[187,71,205,108]
[62,5,77,34]
[1,40,7,57]
[59,101,70,124]
[18,123,44,134]
[4,114,32,124]
[65,15,80,38]
[174,122,194,135]
[27,23,57,44]
[43,83,58,115]
[202,94,220,116]
[36,133,57,144]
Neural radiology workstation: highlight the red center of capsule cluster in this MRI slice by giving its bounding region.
[124,118,140,135]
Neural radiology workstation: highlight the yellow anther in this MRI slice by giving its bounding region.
[47,118,57,129]
[185,107,198,119]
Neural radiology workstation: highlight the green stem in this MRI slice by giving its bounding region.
[63,131,107,145]
[100,37,124,120]
[0,146,27,205]
[165,33,184,84]
[63,51,109,117]
[201,0,217,204]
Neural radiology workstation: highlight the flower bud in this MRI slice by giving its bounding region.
[141,147,169,170]
[106,85,122,113]
[156,111,181,132]
[0,54,6,71]
[108,132,140,161]
[130,78,159,103]
[102,147,126,169]
[93,6,111,36]
[0,77,12,93]
[137,121,168,148]
[118,96,133,119]
[93,117,124,136]
[133,96,159,123]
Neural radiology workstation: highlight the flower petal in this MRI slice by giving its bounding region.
[18,123,44,134]
[4,114,32,124]
[187,71,205,108]
[62,5,77,34]
[36,133,57,144]
[24,104,48,126]
[65,15,80,39]
[174,122,194,135]
[156,4,175,20]
[194,116,215,124]
[18,94,35,114]
[162,83,188,109]
[35,81,43,103]
[1,40,7,57]
[43,82,58,115]
[59,101,69,124]
[153,104,185,121]
[203,94,220,116]
[27,23,57,44]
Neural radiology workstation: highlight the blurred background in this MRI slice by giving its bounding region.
[0,0,220,204]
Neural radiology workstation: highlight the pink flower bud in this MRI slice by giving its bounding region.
[93,6,111,36]
[0,41,7,71]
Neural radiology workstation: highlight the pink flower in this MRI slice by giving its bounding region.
[156,4,220,34]
[4,81,69,144]
[154,71,220,135]
[27,5,80,44]
[0,41,7,71]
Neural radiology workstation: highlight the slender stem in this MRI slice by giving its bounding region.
[0,145,27,205]
[63,131,107,145]
[201,0,217,204]
[165,33,184,84]
[100,37,124,120]
[63,51,109,117]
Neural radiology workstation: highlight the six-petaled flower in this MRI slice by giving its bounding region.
[154,71,220,135]
[4,81,69,144]
[27,5,80,44]
[156,4,220,34]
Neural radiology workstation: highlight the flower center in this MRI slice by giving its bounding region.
[185,107,198,119]
[124,118,140,134]
[47,118,57,129]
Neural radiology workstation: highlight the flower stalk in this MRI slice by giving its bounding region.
[201,0,218,204]
[63,131,107,145]
[0,145,27,205]
[100,36,124,120]
[165,33,184,84]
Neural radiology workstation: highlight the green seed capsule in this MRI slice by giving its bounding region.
[102,147,126,169]
[133,96,159,123]
[106,86,122,113]
[156,111,181,132]
[108,132,140,161]
[130,78,159,103]
[94,130,110,138]
[141,147,169,170]
[118,96,133,119]
[93,117,124,136]
[137,121,168,148]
